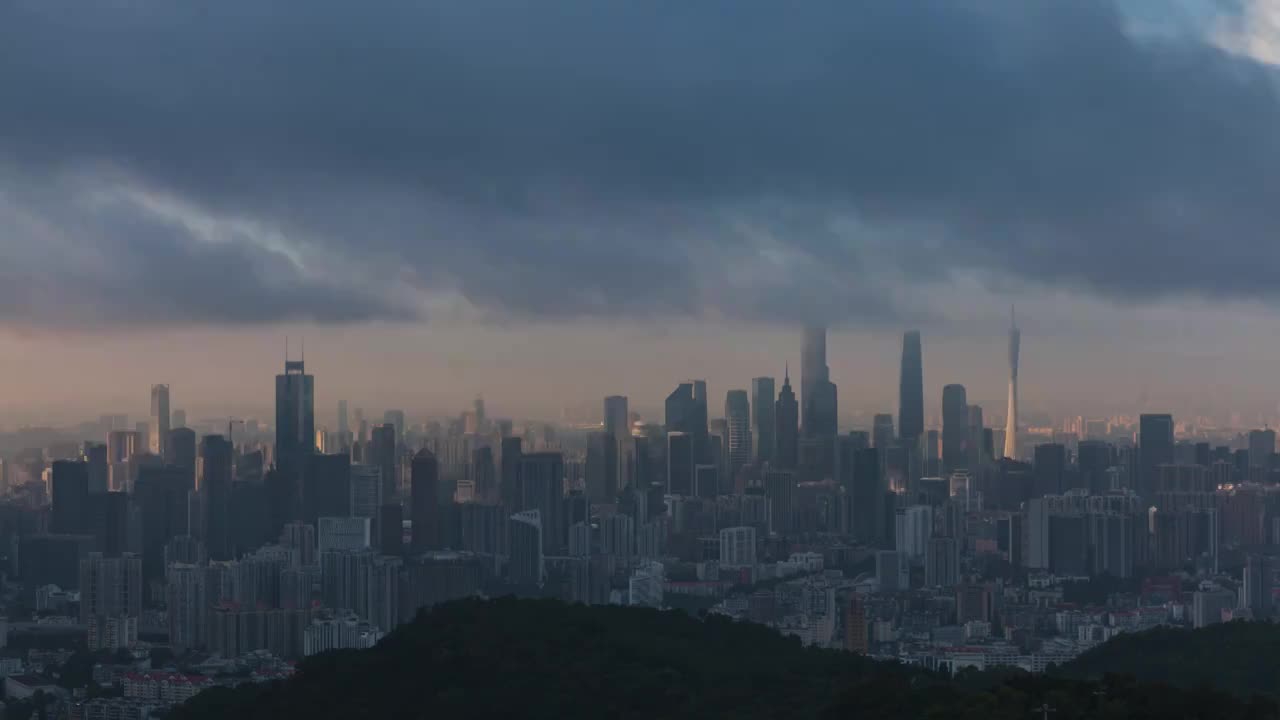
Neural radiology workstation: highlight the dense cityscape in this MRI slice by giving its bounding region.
[11,0,1280,716]
[0,320,1276,717]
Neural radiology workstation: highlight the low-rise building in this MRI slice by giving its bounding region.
[120,671,216,705]
[69,698,159,720]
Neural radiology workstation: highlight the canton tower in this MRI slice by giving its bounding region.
[1003,307,1020,460]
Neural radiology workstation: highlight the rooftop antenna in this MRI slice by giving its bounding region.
[285,335,289,363]
[1011,304,1017,330]
[301,337,305,365]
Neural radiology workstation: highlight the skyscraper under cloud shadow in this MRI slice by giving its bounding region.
[801,326,827,434]
[941,384,968,476]
[369,425,398,502]
[725,390,751,482]
[750,377,776,466]
[1139,413,1174,502]
[898,331,924,447]
[666,381,710,473]
[200,435,234,561]
[276,359,315,469]
[800,326,837,480]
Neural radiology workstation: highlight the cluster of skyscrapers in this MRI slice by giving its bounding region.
[6,316,1280,687]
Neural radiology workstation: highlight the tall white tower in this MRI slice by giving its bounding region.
[1003,307,1020,460]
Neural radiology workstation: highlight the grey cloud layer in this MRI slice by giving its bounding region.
[1,0,1277,328]
[0,175,414,329]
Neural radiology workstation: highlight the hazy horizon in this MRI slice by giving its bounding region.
[6,311,1280,431]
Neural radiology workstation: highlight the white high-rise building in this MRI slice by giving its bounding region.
[165,563,204,653]
[894,505,932,561]
[304,613,385,656]
[601,513,635,561]
[568,521,591,557]
[349,464,383,521]
[318,517,371,554]
[1003,307,1020,460]
[1193,588,1235,628]
[719,526,757,567]
[629,561,664,608]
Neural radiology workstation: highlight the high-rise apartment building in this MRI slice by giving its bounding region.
[719,526,757,567]
[79,552,142,624]
[349,464,382,522]
[166,563,205,652]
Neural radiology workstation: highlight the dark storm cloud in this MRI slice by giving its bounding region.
[1,0,1278,328]
[0,176,414,329]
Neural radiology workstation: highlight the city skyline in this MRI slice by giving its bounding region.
[8,1,1280,712]
[11,314,1280,430]
[11,285,1280,692]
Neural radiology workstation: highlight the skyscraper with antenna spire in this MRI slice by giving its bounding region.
[1003,307,1020,460]
[276,344,316,465]
[774,364,799,470]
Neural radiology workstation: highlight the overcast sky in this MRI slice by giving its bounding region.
[3,0,1280,428]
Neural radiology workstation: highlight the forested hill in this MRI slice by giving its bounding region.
[1056,621,1280,700]
[170,599,1278,720]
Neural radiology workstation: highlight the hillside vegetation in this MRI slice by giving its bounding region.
[170,599,1279,720]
